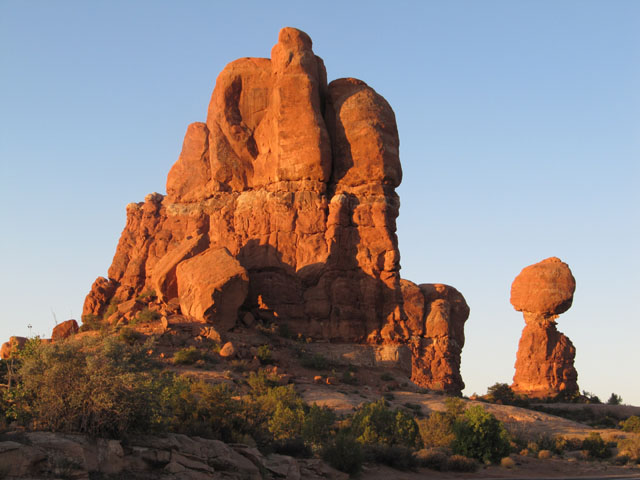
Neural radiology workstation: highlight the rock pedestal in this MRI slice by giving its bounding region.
[510,257,578,398]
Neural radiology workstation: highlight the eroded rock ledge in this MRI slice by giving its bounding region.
[83,27,469,393]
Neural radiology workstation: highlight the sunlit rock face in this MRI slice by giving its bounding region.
[82,27,469,393]
[510,257,579,398]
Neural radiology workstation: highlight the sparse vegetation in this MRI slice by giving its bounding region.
[321,429,363,475]
[607,392,623,405]
[257,344,273,365]
[3,336,160,437]
[300,353,331,370]
[621,415,640,433]
[417,411,455,448]
[172,346,203,365]
[131,307,161,324]
[581,432,611,459]
[451,405,511,464]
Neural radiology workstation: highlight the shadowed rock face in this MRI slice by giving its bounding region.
[510,257,579,398]
[82,27,469,393]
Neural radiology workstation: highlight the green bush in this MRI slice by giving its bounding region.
[7,336,160,437]
[131,307,160,324]
[350,399,421,448]
[160,378,245,441]
[118,327,142,345]
[321,429,364,475]
[446,454,478,472]
[300,353,331,370]
[416,448,449,470]
[79,314,102,332]
[485,383,516,405]
[607,393,623,405]
[621,416,640,433]
[173,347,203,365]
[417,411,455,448]
[269,402,305,440]
[617,435,640,463]
[341,369,358,385]
[452,405,511,464]
[445,397,467,418]
[581,432,611,459]
[302,404,336,446]
[365,444,417,470]
[257,345,272,365]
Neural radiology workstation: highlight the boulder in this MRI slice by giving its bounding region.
[511,256,576,315]
[511,257,579,398]
[176,247,248,329]
[0,336,27,360]
[51,319,79,341]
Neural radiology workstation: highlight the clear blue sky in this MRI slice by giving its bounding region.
[1,1,638,404]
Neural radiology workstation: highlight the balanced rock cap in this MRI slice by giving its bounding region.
[510,257,576,316]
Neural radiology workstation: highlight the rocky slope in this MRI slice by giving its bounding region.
[82,27,469,393]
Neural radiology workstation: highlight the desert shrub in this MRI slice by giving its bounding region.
[500,456,516,468]
[350,399,421,448]
[445,397,467,418]
[617,435,640,463]
[8,336,160,437]
[365,444,417,470]
[131,307,160,324]
[581,432,611,459]
[246,369,278,393]
[244,377,306,447]
[257,345,272,365]
[302,404,336,446]
[277,323,292,339]
[118,327,142,345]
[417,411,455,448]
[136,290,156,300]
[300,353,331,370]
[452,405,511,464]
[486,383,516,405]
[446,454,478,472]
[79,314,101,332]
[102,299,120,320]
[538,449,552,459]
[607,393,623,405]
[621,415,640,433]
[341,369,358,385]
[172,346,203,365]
[268,402,305,440]
[416,447,449,470]
[321,429,364,475]
[272,437,312,458]
[582,390,602,404]
[159,378,245,442]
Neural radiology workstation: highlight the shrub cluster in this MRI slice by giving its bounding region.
[1,335,521,476]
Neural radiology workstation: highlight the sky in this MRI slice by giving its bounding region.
[1,1,638,404]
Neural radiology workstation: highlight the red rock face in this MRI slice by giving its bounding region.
[51,319,79,341]
[82,27,469,392]
[510,257,579,398]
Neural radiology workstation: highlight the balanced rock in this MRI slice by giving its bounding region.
[81,27,469,392]
[510,257,578,398]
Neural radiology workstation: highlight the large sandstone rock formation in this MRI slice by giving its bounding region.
[82,27,469,392]
[510,257,578,398]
